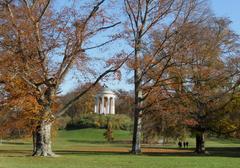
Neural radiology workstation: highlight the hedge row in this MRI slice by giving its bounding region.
[65,114,133,131]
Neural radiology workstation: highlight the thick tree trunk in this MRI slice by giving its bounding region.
[32,121,56,157]
[195,131,206,154]
[131,111,142,154]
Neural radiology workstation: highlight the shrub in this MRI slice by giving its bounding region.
[66,114,133,130]
[103,117,114,142]
[56,116,71,130]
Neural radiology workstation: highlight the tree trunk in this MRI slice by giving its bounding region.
[195,131,205,154]
[131,111,142,154]
[131,71,142,154]
[131,37,143,154]
[32,131,36,153]
[32,121,56,157]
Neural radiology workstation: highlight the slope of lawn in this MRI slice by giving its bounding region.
[0,128,240,168]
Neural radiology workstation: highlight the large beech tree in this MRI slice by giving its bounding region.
[124,0,209,154]
[137,17,240,152]
[0,0,126,156]
[170,18,240,153]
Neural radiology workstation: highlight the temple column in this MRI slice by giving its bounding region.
[107,96,110,114]
[112,97,115,114]
[94,97,97,113]
[109,97,112,114]
[101,96,105,114]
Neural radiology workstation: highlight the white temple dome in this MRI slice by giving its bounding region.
[97,86,115,95]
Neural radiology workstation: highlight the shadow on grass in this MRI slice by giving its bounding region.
[1,141,30,145]
[145,147,240,158]
[0,149,32,157]
[0,147,239,158]
[53,147,240,158]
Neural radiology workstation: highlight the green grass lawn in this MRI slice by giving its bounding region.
[0,128,240,168]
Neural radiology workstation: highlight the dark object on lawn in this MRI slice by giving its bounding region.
[178,141,182,148]
[186,141,189,148]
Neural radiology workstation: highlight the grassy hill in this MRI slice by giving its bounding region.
[0,128,240,168]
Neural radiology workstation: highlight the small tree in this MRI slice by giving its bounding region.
[103,117,114,142]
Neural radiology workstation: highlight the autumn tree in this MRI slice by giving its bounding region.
[142,90,187,144]
[139,17,240,151]
[219,92,240,138]
[169,18,240,153]
[0,70,41,140]
[124,0,209,154]
[0,0,126,156]
[115,89,134,117]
